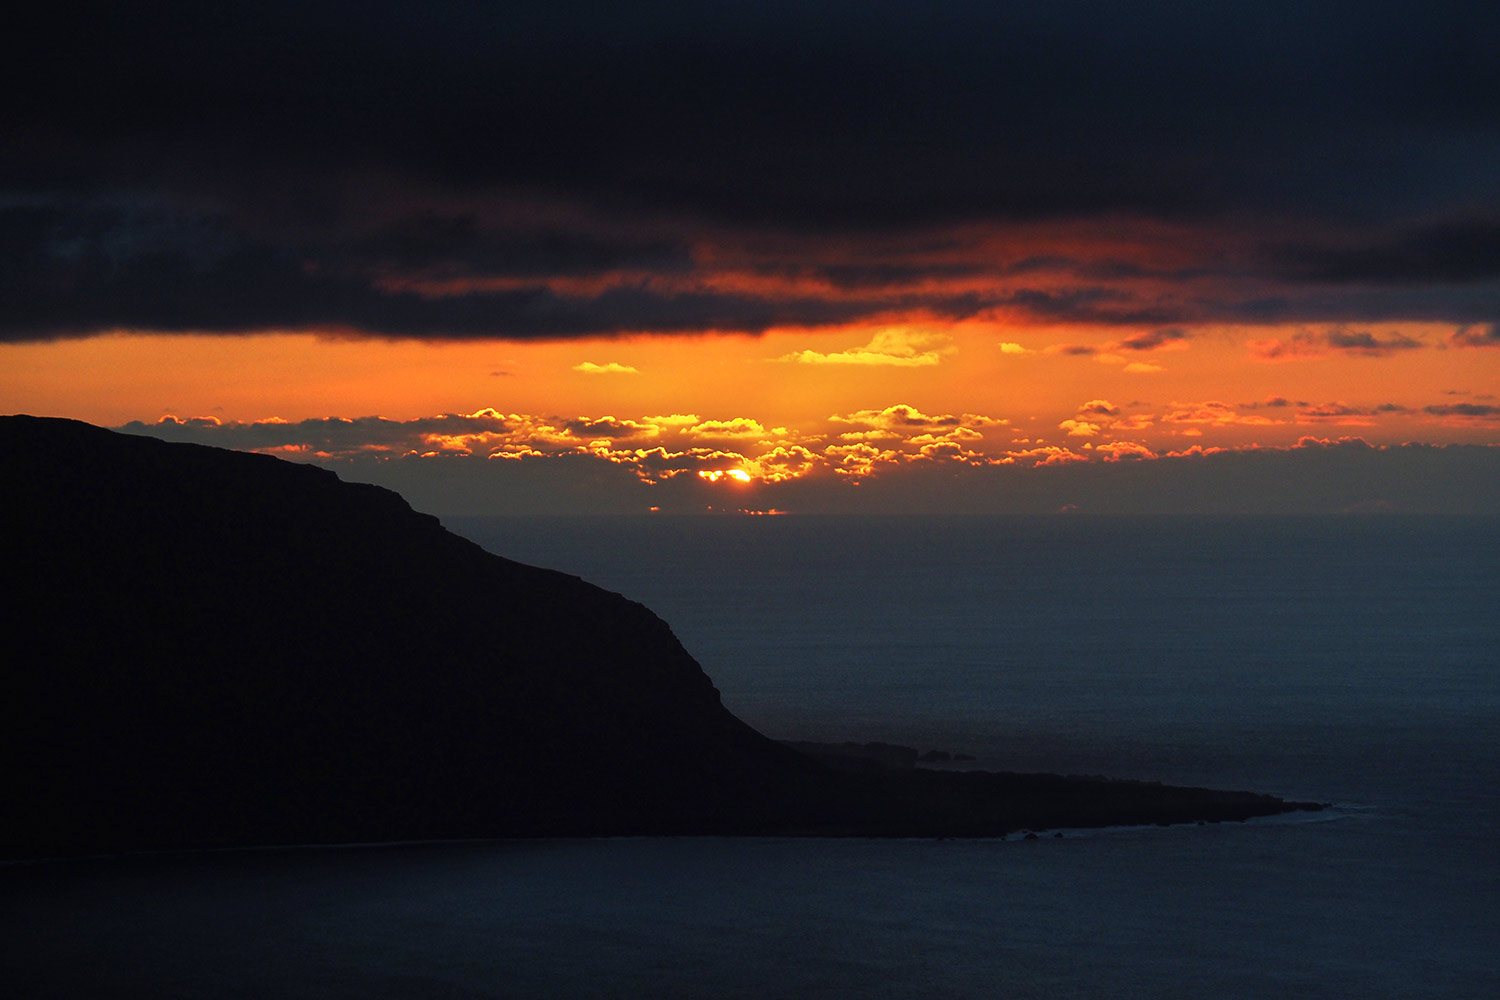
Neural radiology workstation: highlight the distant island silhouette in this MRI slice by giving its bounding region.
[0,416,1321,858]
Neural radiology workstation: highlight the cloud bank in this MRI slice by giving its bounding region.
[3,1,1498,343]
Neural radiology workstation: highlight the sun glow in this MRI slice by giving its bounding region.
[698,468,753,483]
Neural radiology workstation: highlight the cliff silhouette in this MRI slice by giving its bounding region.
[0,416,1317,857]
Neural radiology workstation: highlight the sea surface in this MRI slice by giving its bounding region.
[4,515,1497,998]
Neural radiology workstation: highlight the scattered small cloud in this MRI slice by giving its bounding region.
[564,416,657,439]
[1095,440,1157,461]
[687,417,774,439]
[1006,445,1090,467]
[1118,327,1190,351]
[1248,331,1322,361]
[1286,402,1420,426]
[1293,436,1373,450]
[1043,329,1186,371]
[1449,324,1500,348]
[1250,327,1424,360]
[1048,327,1190,356]
[830,403,985,431]
[1323,329,1423,356]
[777,329,953,366]
[1061,399,1158,438]
[641,413,702,428]
[1424,403,1500,421]
[1299,402,1377,421]
[573,361,639,374]
[1162,401,1277,427]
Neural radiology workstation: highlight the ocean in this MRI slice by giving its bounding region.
[4,515,1497,998]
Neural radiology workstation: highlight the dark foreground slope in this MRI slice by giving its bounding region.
[0,416,1316,857]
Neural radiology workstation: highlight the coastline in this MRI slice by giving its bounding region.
[0,417,1324,860]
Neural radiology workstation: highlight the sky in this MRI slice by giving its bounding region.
[5,1,1499,514]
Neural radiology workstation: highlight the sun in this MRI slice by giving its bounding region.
[698,469,753,483]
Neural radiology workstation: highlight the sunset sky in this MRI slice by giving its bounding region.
[5,1,1499,513]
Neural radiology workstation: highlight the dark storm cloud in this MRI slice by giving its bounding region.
[6,1,1500,338]
[21,1,1494,220]
[1233,288,1500,329]
[0,202,997,341]
[344,212,694,278]
[1266,221,1500,284]
[996,289,1185,326]
[787,256,1220,291]
[801,262,996,290]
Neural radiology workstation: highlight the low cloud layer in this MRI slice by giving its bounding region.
[115,386,1500,516]
[114,414,1500,516]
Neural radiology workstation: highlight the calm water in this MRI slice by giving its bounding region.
[4,515,1497,998]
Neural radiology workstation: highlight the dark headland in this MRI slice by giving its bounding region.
[0,416,1320,858]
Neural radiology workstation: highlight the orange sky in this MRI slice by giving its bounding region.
[4,313,1496,502]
